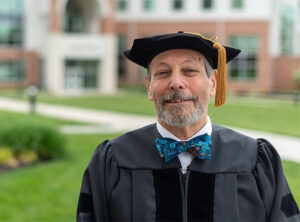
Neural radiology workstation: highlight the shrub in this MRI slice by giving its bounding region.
[0,147,13,165]
[0,120,66,160]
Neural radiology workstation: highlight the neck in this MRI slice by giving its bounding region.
[158,115,208,140]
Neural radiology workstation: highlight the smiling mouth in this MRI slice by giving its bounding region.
[165,98,194,104]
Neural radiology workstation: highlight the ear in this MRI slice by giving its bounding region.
[209,70,217,97]
[145,76,153,101]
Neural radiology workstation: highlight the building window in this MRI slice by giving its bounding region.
[144,0,155,11]
[229,36,259,81]
[173,0,183,11]
[281,6,294,55]
[0,60,25,82]
[117,0,128,11]
[64,0,84,33]
[117,35,126,78]
[64,60,98,90]
[203,0,213,10]
[0,0,23,47]
[232,0,243,9]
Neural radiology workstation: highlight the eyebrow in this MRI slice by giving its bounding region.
[181,58,201,64]
[151,57,203,69]
[151,62,170,70]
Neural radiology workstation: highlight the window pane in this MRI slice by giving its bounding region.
[173,0,183,10]
[0,0,23,47]
[117,0,127,11]
[229,35,258,81]
[118,35,126,78]
[203,0,213,9]
[65,60,98,89]
[280,6,294,55]
[230,69,239,79]
[0,60,25,82]
[247,69,256,79]
[144,0,155,11]
[232,0,243,9]
[63,0,84,33]
[0,0,23,15]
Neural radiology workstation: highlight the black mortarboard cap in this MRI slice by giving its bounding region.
[124,31,240,69]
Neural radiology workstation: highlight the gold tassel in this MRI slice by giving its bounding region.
[184,32,227,107]
[213,42,227,107]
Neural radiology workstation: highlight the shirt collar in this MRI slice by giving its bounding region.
[156,116,212,142]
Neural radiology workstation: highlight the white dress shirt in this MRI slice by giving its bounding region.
[156,116,212,174]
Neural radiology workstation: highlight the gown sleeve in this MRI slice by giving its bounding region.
[76,140,119,222]
[254,138,300,221]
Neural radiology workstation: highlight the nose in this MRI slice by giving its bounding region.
[168,72,185,90]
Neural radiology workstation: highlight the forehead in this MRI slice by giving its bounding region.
[149,49,205,68]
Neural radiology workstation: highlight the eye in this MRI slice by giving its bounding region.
[183,68,198,75]
[186,69,195,72]
[155,70,169,76]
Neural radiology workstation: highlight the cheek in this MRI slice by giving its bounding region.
[150,82,166,99]
[192,82,210,101]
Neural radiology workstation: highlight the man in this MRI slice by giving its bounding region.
[77,32,299,221]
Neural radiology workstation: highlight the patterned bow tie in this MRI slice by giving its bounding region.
[156,134,212,163]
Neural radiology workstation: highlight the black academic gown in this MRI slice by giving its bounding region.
[77,124,300,221]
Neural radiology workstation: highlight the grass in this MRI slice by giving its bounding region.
[208,97,300,137]
[0,110,80,129]
[283,160,300,206]
[0,134,117,221]
[0,133,299,221]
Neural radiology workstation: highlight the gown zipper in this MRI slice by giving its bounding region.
[179,168,190,222]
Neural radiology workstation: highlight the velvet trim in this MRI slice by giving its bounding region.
[77,192,93,213]
[153,168,183,221]
[281,193,300,217]
[188,171,215,221]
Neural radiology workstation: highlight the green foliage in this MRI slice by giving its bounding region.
[293,66,300,89]
[0,147,13,164]
[17,149,39,165]
[0,120,66,160]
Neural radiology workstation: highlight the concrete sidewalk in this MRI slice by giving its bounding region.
[0,96,299,163]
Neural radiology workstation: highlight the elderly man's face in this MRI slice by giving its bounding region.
[146,49,217,128]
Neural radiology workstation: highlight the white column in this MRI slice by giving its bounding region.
[99,34,117,93]
[269,0,281,57]
[45,34,64,94]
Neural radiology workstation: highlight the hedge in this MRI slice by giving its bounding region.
[0,120,66,161]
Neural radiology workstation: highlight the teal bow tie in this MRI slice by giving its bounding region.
[156,134,212,163]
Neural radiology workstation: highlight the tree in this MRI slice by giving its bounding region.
[293,66,300,90]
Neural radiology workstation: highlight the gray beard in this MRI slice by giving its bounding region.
[156,90,207,128]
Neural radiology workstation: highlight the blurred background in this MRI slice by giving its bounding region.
[0,0,299,94]
[0,0,300,221]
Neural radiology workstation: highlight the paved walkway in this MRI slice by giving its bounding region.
[0,96,300,163]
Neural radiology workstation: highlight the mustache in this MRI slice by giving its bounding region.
[159,90,198,104]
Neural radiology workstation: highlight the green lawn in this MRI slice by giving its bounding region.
[0,134,116,221]
[0,110,80,128]
[209,99,300,138]
[0,133,299,221]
